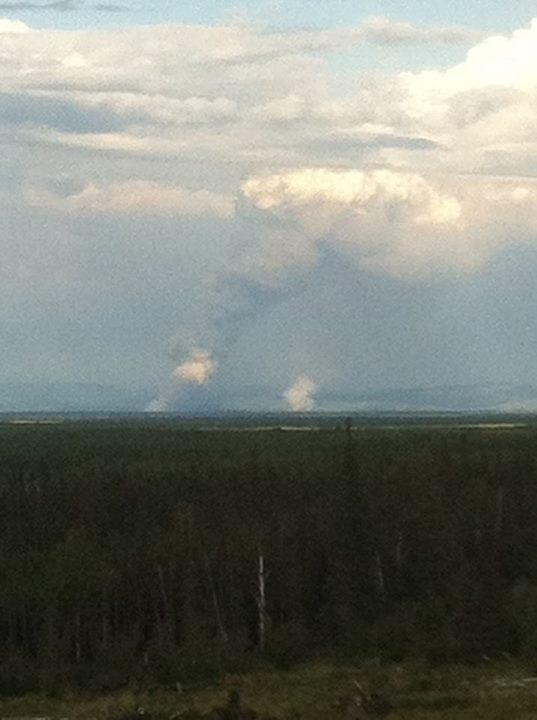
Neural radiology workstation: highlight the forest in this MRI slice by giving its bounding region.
[0,418,536,697]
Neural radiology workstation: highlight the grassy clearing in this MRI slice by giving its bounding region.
[0,661,536,720]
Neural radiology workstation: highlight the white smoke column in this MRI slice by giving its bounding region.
[145,396,169,412]
[145,348,217,412]
[284,375,317,412]
[172,349,216,384]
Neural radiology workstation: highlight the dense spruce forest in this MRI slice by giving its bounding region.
[0,419,536,695]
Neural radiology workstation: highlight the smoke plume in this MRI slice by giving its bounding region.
[145,348,217,412]
[172,349,216,384]
[284,375,317,411]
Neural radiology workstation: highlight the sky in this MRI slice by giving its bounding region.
[2,1,537,411]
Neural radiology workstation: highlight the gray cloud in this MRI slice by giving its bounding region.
[94,2,126,11]
[447,86,523,128]
[0,92,127,133]
[0,0,75,9]
[359,16,483,46]
[213,19,481,66]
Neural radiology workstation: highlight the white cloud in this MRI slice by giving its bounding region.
[6,15,537,286]
[242,167,537,278]
[243,168,469,276]
[0,17,30,32]
[25,180,236,218]
[235,18,537,281]
[0,16,476,93]
[0,15,482,169]
[3,12,537,396]
[396,19,537,176]
[243,168,461,224]
[403,19,537,100]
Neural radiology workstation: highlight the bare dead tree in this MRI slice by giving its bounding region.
[256,548,269,651]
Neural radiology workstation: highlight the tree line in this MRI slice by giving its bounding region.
[0,421,536,693]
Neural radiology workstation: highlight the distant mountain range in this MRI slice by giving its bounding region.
[1,380,537,414]
[318,383,537,413]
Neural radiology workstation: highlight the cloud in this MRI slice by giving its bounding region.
[243,168,461,224]
[397,19,537,174]
[358,16,483,46]
[0,92,126,133]
[241,165,537,280]
[227,17,481,63]
[0,0,75,9]
[0,15,482,166]
[403,19,537,99]
[223,21,537,281]
[0,16,29,30]
[2,14,537,402]
[94,2,126,11]
[75,93,238,127]
[7,17,537,283]
[25,180,236,218]
[242,168,469,277]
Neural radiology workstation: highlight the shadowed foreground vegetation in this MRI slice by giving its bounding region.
[1,418,537,712]
[1,661,537,719]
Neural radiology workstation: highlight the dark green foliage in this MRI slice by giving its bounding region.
[0,420,535,693]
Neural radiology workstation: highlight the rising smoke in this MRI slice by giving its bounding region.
[145,348,217,412]
[172,349,216,384]
[284,375,317,412]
